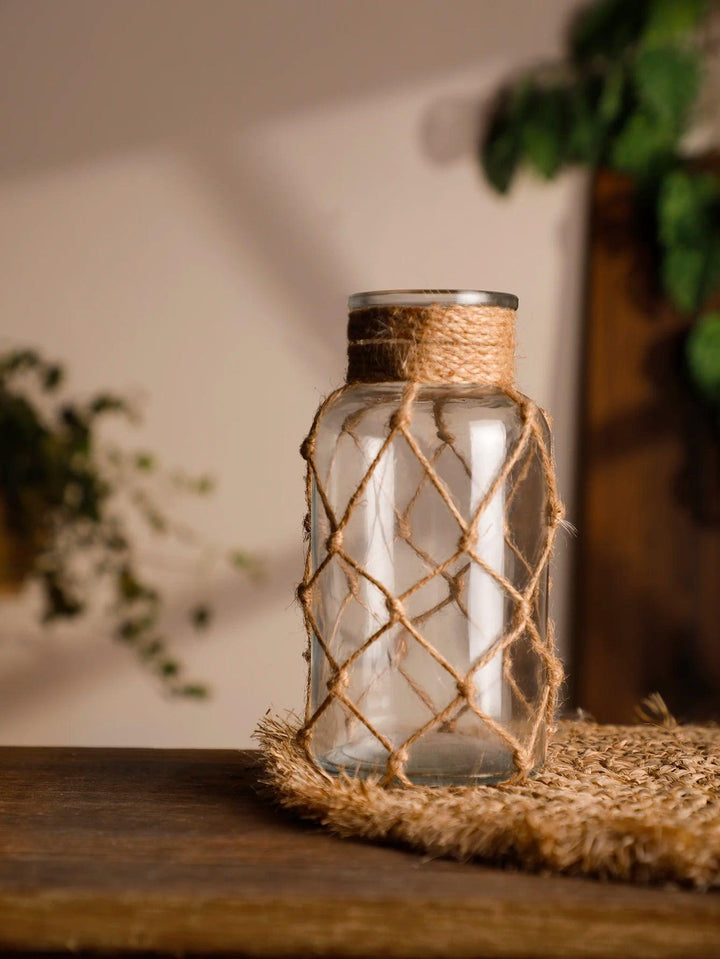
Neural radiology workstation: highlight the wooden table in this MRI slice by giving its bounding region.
[1,748,719,958]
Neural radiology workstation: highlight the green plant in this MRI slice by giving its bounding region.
[481,0,720,420]
[0,349,256,697]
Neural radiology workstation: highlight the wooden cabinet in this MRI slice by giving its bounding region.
[574,167,720,723]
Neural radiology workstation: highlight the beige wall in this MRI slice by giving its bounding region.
[0,0,586,747]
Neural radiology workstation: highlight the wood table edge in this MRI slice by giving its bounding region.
[1,890,719,959]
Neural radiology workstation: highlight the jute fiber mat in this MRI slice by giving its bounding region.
[257,701,720,889]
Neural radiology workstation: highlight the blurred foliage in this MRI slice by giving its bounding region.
[0,350,258,697]
[480,0,720,422]
[687,311,720,403]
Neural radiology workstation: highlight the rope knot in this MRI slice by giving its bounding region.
[517,595,532,618]
[548,501,565,526]
[458,530,477,553]
[387,746,410,778]
[328,669,350,693]
[388,409,410,431]
[448,573,463,603]
[385,595,404,622]
[299,435,315,461]
[396,514,412,540]
[296,581,310,606]
[325,530,344,554]
[510,750,532,779]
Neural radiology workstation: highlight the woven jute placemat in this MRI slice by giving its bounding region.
[257,701,720,890]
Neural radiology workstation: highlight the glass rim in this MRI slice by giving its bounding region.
[348,289,519,310]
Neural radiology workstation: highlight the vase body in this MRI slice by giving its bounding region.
[305,381,554,785]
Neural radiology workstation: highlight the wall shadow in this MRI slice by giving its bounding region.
[0,542,303,725]
[1,0,564,180]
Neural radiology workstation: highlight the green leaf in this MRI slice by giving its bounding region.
[89,394,131,418]
[117,565,158,605]
[42,365,63,391]
[104,530,128,552]
[482,80,576,189]
[567,92,604,164]
[659,170,720,246]
[139,503,168,533]
[60,404,88,434]
[117,614,155,642]
[663,237,720,314]
[174,683,209,699]
[599,65,626,124]
[633,46,701,127]
[169,470,216,495]
[160,659,179,678]
[0,349,41,381]
[520,86,569,179]
[194,474,215,495]
[662,244,709,313]
[481,100,523,194]
[134,452,156,472]
[611,110,678,176]
[641,0,708,47]
[658,171,720,313]
[41,571,84,621]
[118,567,143,602]
[229,549,260,576]
[140,638,164,660]
[570,0,651,64]
[190,604,212,630]
[565,72,624,165]
[0,350,64,393]
[687,311,720,404]
[611,47,700,178]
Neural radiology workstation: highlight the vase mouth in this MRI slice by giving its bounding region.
[348,289,519,311]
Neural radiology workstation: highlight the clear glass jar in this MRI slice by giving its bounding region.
[301,291,557,786]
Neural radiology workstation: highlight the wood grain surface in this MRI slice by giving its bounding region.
[0,747,718,958]
[574,166,720,723]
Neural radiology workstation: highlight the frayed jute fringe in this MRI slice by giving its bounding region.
[256,702,720,890]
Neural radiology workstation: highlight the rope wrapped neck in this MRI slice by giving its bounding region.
[346,304,516,388]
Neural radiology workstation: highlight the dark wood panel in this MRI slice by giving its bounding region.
[574,166,720,723]
[0,747,718,957]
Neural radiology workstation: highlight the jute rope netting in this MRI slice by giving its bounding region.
[293,303,565,785]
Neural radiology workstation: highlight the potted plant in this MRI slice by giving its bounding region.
[480,0,720,419]
[0,348,255,697]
